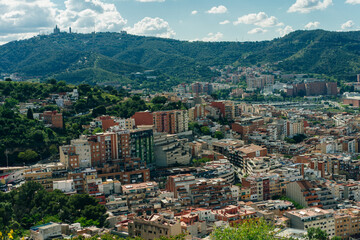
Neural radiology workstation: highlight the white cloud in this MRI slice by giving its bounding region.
[0,32,37,45]
[234,12,283,28]
[288,0,332,13]
[277,25,294,36]
[248,28,267,34]
[124,17,175,38]
[191,10,198,15]
[207,5,228,14]
[0,0,129,44]
[345,0,360,4]
[219,20,230,25]
[192,32,224,42]
[136,0,165,2]
[0,0,57,34]
[202,32,223,41]
[341,20,354,30]
[56,0,127,33]
[304,21,320,29]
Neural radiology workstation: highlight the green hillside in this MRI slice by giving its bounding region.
[2,30,360,86]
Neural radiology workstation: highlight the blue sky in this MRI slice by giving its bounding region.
[0,0,359,44]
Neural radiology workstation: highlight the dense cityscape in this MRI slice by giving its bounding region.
[3,0,360,238]
[2,59,360,240]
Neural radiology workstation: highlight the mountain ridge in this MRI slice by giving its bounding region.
[1,29,360,86]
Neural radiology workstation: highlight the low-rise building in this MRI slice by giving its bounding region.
[285,208,335,238]
[128,214,182,240]
[53,179,75,194]
[30,222,62,240]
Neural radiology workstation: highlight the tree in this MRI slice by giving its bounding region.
[92,128,103,134]
[92,105,106,117]
[4,98,18,109]
[192,157,211,167]
[214,131,224,139]
[151,96,167,104]
[18,149,39,162]
[31,130,45,143]
[26,108,34,120]
[331,237,342,240]
[200,126,211,135]
[75,217,100,227]
[49,144,58,156]
[306,227,328,240]
[211,218,276,240]
[46,79,57,85]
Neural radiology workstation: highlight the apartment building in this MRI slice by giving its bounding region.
[334,208,360,239]
[105,195,128,215]
[98,179,122,195]
[242,175,271,201]
[343,183,360,201]
[195,159,236,184]
[227,144,267,172]
[166,174,197,198]
[67,168,97,194]
[286,180,336,209]
[166,175,236,209]
[286,119,305,138]
[285,208,335,238]
[286,80,337,97]
[53,179,75,194]
[210,101,236,120]
[128,214,182,240]
[113,128,154,165]
[246,75,274,90]
[121,182,160,212]
[232,117,265,139]
[188,104,207,121]
[213,205,257,226]
[88,132,118,166]
[154,133,191,167]
[132,111,154,127]
[42,110,63,129]
[59,145,80,169]
[96,158,150,185]
[25,166,67,192]
[70,136,91,168]
[153,110,189,134]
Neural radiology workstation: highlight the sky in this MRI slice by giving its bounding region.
[0,0,360,45]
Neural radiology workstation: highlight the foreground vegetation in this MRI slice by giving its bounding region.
[0,182,107,236]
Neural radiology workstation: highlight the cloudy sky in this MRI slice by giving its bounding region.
[0,0,359,44]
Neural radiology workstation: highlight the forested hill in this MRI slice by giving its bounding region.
[2,29,360,84]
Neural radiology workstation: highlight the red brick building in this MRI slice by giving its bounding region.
[132,111,154,126]
[88,132,118,166]
[133,110,188,134]
[210,102,226,118]
[98,115,118,131]
[59,145,80,169]
[43,111,63,128]
[343,97,360,107]
[286,81,338,97]
[96,157,150,184]
[232,119,264,139]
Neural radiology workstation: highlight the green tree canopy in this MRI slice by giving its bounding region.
[18,149,39,162]
[211,218,276,240]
